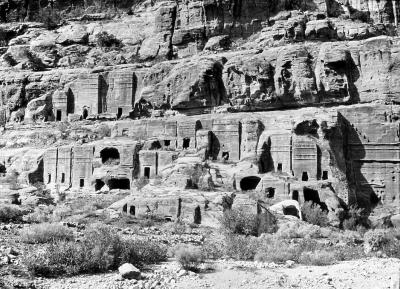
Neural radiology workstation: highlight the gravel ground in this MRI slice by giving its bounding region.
[28,257,400,289]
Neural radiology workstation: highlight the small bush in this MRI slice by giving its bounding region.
[201,234,225,260]
[363,229,390,254]
[21,223,74,244]
[95,31,122,48]
[254,235,302,263]
[0,204,25,222]
[342,206,369,231]
[224,234,258,260]
[174,244,204,271]
[299,250,336,266]
[220,208,258,236]
[23,205,55,223]
[276,222,324,239]
[301,202,329,227]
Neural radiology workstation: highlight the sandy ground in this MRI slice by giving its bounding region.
[176,258,400,289]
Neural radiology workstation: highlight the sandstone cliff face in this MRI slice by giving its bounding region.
[0,0,400,213]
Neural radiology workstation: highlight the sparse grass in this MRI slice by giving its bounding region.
[24,224,167,277]
[299,250,336,266]
[20,223,74,244]
[174,244,204,271]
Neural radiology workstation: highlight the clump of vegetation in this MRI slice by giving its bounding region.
[174,244,204,271]
[298,250,337,266]
[342,206,369,231]
[220,208,277,236]
[224,234,258,260]
[95,31,122,48]
[24,224,167,277]
[276,221,326,239]
[20,223,74,244]
[301,201,329,227]
[0,204,25,222]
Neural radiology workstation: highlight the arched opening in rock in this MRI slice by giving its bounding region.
[144,167,150,178]
[164,140,171,147]
[122,203,127,213]
[277,163,282,172]
[322,171,328,180]
[222,151,229,160]
[67,89,74,114]
[82,108,88,120]
[95,179,105,191]
[56,110,62,121]
[240,176,261,191]
[80,179,85,187]
[266,187,275,198]
[117,107,123,119]
[100,148,120,165]
[108,178,130,190]
[150,141,162,150]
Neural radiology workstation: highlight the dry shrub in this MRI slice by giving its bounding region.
[299,250,336,266]
[301,201,328,227]
[24,224,167,277]
[174,244,204,271]
[342,206,369,231]
[21,223,74,244]
[0,204,25,222]
[276,222,325,239]
[224,234,258,260]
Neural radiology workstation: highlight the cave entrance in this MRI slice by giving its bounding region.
[266,187,275,198]
[56,110,62,121]
[150,141,162,150]
[322,171,328,180]
[67,89,74,114]
[61,173,65,183]
[194,205,201,224]
[129,205,135,216]
[283,205,300,218]
[222,151,230,161]
[240,176,261,191]
[95,179,105,191]
[164,140,171,147]
[0,163,6,175]
[100,148,120,165]
[303,187,320,204]
[144,167,150,179]
[123,204,127,213]
[108,178,130,190]
[292,190,299,201]
[82,108,88,120]
[80,179,85,187]
[117,107,123,119]
[183,138,190,149]
[302,172,309,181]
[277,163,282,172]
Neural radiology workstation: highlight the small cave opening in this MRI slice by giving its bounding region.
[194,205,201,224]
[164,140,171,147]
[283,205,300,218]
[266,187,275,198]
[56,110,62,121]
[0,163,6,175]
[107,178,130,190]
[150,141,162,150]
[100,148,120,165]
[322,170,328,180]
[302,172,309,181]
[144,167,150,178]
[240,176,261,191]
[82,108,88,120]
[129,205,135,216]
[292,190,299,201]
[95,179,105,191]
[222,151,229,160]
[304,187,320,203]
[61,173,65,183]
[277,163,282,172]
[123,203,127,213]
[183,138,190,149]
[80,179,85,187]
[117,107,123,119]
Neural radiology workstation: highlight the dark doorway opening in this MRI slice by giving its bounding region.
[222,152,229,160]
[108,178,130,190]
[304,187,320,203]
[61,173,65,183]
[194,205,201,224]
[82,108,88,120]
[100,148,120,165]
[56,110,62,121]
[117,107,123,119]
[48,174,51,184]
[67,89,74,114]
[183,138,190,149]
[95,179,105,191]
[240,176,261,191]
[144,167,150,178]
[123,204,127,213]
[266,187,275,198]
[80,179,85,187]
[302,172,309,181]
[277,163,282,172]
[150,141,162,150]
[292,190,299,201]
[164,140,171,147]
[129,206,135,216]
[283,205,300,218]
[0,163,6,174]
[322,171,328,180]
